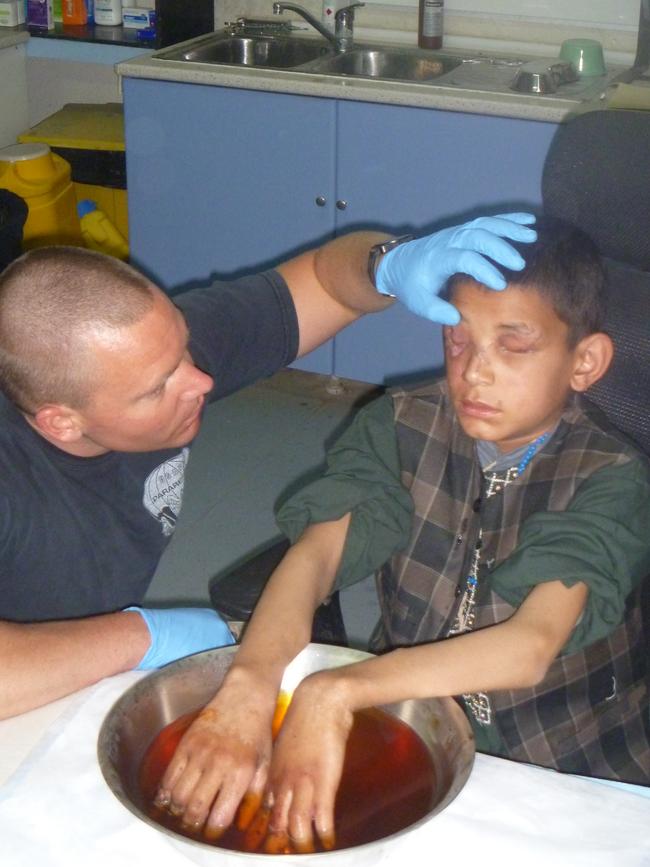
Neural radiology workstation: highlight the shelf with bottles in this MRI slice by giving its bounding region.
[25,20,150,46]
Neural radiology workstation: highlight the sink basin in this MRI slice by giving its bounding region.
[157,34,332,69]
[153,29,464,82]
[303,48,464,82]
[152,28,613,97]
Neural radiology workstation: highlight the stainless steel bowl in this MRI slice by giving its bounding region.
[510,59,578,93]
[98,644,475,866]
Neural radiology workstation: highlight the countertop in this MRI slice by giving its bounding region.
[116,42,623,123]
[0,29,28,50]
[0,25,628,122]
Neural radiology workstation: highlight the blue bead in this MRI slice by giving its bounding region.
[516,430,550,475]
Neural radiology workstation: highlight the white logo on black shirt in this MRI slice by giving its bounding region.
[142,448,189,536]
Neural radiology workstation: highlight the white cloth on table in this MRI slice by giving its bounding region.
[0,671,649,867]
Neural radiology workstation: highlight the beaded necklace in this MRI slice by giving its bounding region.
[448,430,551,726]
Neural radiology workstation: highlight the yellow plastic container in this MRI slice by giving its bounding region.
[0,143,83,248]
[18,103,128,240]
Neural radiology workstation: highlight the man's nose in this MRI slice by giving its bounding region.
[463,346,493,385]
[180,362,214,398]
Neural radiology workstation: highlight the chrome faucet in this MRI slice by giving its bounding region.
[333,3,364,52]
[272,2,364,52]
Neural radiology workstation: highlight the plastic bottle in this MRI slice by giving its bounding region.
[26,0,54,29]
[418,0,443,49]
[62,0,87,25]
[77,199,129,260]
[94,0,120,24]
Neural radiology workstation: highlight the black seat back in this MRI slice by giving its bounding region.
[542,109,650,456]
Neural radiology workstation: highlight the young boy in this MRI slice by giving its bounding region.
[157,218,650,850]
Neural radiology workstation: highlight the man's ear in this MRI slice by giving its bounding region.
[570,332,614,393]
[31,404,85,443]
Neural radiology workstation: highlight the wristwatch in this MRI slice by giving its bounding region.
[367,234,414,294]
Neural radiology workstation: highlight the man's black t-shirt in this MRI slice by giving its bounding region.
[0,270,299,621]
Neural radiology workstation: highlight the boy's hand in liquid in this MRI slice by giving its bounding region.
[264,672,353,854]
[154,666,278,838]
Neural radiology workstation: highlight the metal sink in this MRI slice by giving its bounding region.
[155,32,464,83]
[152,25,619,98]
[302,47,463,82]
[156,33,332,69]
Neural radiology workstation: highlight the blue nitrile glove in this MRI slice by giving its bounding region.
[127,606,235,670]
[375,213,537,325]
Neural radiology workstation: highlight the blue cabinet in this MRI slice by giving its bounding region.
[123,77,337,374]
[123,77,558,383]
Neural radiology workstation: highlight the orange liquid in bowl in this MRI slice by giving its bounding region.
[138,694,439,854]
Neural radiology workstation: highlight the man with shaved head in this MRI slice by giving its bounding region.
[0,248,155,414]
[0,214,537,718]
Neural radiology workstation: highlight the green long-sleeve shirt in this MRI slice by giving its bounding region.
[276,392,650,756]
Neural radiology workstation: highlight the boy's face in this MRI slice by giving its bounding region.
[444,278,583,452]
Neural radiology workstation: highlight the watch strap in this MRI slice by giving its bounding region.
[368,234,414,294]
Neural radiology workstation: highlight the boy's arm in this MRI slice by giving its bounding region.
[490,457,650,651]
[310,577,589,707]
[265,577,588,851]
[155,394,410,834]
[155,509,587,846]
[154,515,351,835]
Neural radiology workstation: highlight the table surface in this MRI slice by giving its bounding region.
[1,674,649,867]
[0,692,71,786]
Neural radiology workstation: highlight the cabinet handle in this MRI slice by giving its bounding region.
[315,196,327,207]
[336,200,348,210]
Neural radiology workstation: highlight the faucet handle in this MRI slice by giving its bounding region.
[335,2,364,20]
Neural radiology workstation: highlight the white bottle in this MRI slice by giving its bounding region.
[94,0,121,25]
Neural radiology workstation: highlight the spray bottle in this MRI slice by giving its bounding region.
[77,199,129,260]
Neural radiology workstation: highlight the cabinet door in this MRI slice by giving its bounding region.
[123,77,337,372]
[332,100,559,384]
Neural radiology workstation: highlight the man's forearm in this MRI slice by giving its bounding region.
[277,233,393,358]
[0,611,149,719]
[313,232,395,314]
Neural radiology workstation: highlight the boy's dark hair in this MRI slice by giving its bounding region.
[451,216,607,346]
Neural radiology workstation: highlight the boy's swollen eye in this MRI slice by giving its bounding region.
[444,325,469,358]
[498,335,536,354]
[444,325,537,359]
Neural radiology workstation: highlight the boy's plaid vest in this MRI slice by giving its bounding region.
[371,380,650,784]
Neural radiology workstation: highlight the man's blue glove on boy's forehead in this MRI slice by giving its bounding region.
[375,213,537,325]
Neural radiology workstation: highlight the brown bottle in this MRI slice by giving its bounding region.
[418,0,443,49]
